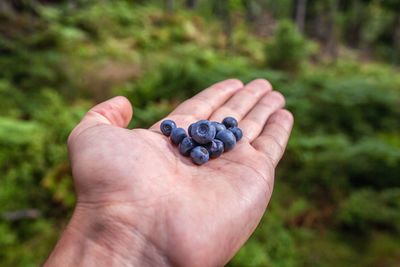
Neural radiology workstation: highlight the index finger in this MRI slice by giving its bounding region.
[150,79,243,131]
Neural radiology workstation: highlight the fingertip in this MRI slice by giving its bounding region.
[282,109,294,123]
[93,96,133,128]
[213,79,243,92]
[246,79,273,91]
[269,109,294,125]
[111,95,133,117]
[117,96,134,123]
[226,78,244,88]
[267,91,286,107]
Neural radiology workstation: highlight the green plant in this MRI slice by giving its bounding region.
[265,20,314,71]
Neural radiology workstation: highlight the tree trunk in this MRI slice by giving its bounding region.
[164,0,174,14]
[393,14,400,64]
[185,0,197,9]
[347,0,362,48]
[295,0,307,33]
[242,0,257,23]
[213,0,232,47]
[0,1,14,18]
[326,0,338,60]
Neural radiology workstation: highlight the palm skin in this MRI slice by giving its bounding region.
[48,79,293,267]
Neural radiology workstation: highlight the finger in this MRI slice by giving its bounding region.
[239,91,285,142]
[68,96,133,143]
[209,79,272,122]
[252,109,294,166]
[150,79,243,130]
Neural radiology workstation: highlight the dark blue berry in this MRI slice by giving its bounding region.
[222,117,238,128]
[188,123,195,137]
[179,137,197,156]
[170,128,187,145]
[211,122,226,134]
[190,120,216,144]
[160,120,176,136]
[190,146,209,165]
[205,139,224,158]
[215,129,236,151]
[229,127,243,141]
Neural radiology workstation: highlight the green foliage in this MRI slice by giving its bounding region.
[360,3,394,47]
[265,20,314,71]
[1,1,400,267]
[0,91,83,265]
[338,189,400,233]
[230,210,298,267]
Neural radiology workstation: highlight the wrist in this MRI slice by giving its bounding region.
[45,203,172,267]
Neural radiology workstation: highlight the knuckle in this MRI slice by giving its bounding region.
[243,87,264,97]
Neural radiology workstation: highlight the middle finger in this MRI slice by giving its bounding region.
[209,79,272,122]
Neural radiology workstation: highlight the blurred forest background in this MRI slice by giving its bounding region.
[1,0,400,266]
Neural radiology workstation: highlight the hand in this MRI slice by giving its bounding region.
[45,79,293,267]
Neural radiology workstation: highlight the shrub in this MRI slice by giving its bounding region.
[265,20,314,72]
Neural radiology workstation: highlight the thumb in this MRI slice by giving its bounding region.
[68,96,133,145]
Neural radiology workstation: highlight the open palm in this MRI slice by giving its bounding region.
[65,79,293,267]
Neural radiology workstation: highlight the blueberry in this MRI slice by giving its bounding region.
[179,137,197,156]
[229,127,243,141]
[211,121,226,134]
[160,120,176,136]
[190,146,209,165]
[188,123,195,137]
[190,120,216,144]
[205,139,224,158]
[215,129,236,151]
[222,117,238,128]
[170,128,187,145]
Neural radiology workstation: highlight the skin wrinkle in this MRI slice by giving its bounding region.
[69,219,124,266]
[241,86,269,98]
[96,107,122,126]
[180,97,216,116]
[107,207,169,265]
[241,120,262,139]
[220,169,255,214]
[68,123,109,149]
[255,98,280,112]
[267,111,293,131]
[76,178,181,209]
[137,132,197,192]
[221,156,272,201]
[163,193,226,267]
[74,145,128,197]
[257,133,285,160]
[266,120,291,137]
[72,212,171,267]
[138,130,176,167]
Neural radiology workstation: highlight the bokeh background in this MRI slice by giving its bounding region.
[1,0,400,266]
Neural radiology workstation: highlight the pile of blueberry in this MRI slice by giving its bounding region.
[160,117,243,165]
